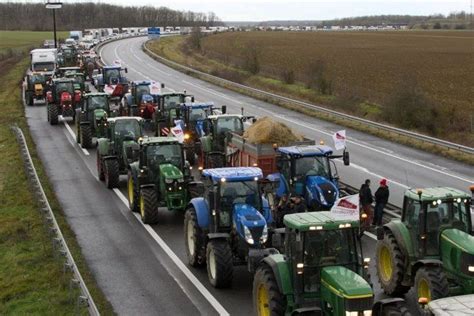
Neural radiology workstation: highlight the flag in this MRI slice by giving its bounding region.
[332,130,346,150]
[330,194,359,220]
[171,124,184,143]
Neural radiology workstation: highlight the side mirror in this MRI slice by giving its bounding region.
[221,105,227,114]
[161,83,165,88]
[191,96,195,102]
[125,68,128,73]
[272,233,282,248]
[343,150,350,166]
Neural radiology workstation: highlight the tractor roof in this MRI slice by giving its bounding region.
[107,116,143,123]
[277,145,333,157]
[140,136,179,145]
[103,65,122,70]
[182,102,213,109]
[405,187,471,202]
[284,211,360,231]
[203,167,263,182]
[132,80,153,85]
[208,114,243,120]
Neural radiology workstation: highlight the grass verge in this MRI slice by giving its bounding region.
[144,37,473,165]
[0,40,113,314]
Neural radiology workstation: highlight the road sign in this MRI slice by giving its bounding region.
[148,27,161,39]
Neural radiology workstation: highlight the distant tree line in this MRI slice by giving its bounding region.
[0,2,222,31]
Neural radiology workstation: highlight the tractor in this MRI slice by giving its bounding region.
[96,117,144,188]
[95,65,129,102]
[58,45,78,67]
[46,78,81,125]
[56,66,82,78]
[76,92,116,148]
[199,112,255,169]
[64,71,89,95]
[127,137,202,224]
[121,80,164,119]
[271,144,350,211]
[184,167,273,288]
[24,72,46,106]
[253,211,374,316]
[375,187,474,309]
[154,92,194,136]
[79,52,98,81]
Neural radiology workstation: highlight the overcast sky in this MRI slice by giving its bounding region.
[101,0,471,21]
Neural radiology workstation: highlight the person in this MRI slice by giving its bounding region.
[373,178,389,226]
[290,196,307,213]
[359,179,374,228]
[275,194,291,227]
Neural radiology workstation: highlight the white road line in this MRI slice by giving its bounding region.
[339,160,410,189]
[276,115,474,184]
[182,80,243,105]
[112,189,230,316]
[364,231,377,240]
[62,118,90,156]
[113,42,152,80]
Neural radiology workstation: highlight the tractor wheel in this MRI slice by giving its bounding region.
[185,147,196,166]
[381,304,412,316]
[80,124,93,148]
[206,239,233,288]
[96,152,105,181]
[376,230,410,296]
[208,154,225,169]
[184,207,205,267]
[104,159,120,189]
[49,104,59,125]
[253,264,286,316]
[139,187,159,224]
[414,267,449,308]
[127,171,139,212]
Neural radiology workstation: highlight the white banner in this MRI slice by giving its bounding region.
[332,130,346,150]
[330,194,360,220]
[171,124,184,143]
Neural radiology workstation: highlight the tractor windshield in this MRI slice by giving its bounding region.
[89,96,108,110]
[302,229,358,292]
[146,143,183,169]
[55,82,74,95]
[219,180,261,226]
[33,62,55,72]
[295,156,330,179]
[136,85,150,101]
[426,199,470,232]
[104,69,120,82]
[31,74,45,84]
[164,95,184,110]
[188,108,207,123]
[215,117,243,135]
[114,120,141,139]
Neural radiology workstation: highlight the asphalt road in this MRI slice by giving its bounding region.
[24,36,473,315]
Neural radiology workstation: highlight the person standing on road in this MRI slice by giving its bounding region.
[373,178,389,226]
[359,179,373,228]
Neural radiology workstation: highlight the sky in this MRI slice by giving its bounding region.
[103,0,472,21]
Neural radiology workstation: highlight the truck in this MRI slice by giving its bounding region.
[227,133,350,211]
[69,31,83,41]
[375,186,474,312]
[30,48,57,78]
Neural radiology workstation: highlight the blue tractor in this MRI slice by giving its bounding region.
[184,167,274,288]
[271,145,350,212]
[95,65,129,101]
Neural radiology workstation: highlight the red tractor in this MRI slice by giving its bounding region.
[46,78,81,125]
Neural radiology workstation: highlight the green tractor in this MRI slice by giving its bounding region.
[253,211,375,315]
[76,92,116,148]
[127,137,201,224]
[375,187,474,307]
[65,71,89,94]
[154,92,194,136]
[96,117,144,188]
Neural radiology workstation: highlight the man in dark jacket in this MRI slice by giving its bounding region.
[373,178,389,226]
[359,179,373,228]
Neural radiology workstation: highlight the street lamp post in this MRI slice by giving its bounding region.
[45,1,63,48]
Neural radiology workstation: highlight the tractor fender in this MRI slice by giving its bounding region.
[261,255,293,296]
[208,233,229,240]
[411,259,443,279]
[371,298,406,316]
[383,220,414,260]
[188,197,210,229]
[128,162,140,180]
[97,138,110,156]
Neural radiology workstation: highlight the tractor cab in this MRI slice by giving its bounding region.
[106,117,144,158]
[254,212,372,315]
[155,92,194,135]
[48,78,75,104]
[123,80,163,118]
[96,66,129,99]
[180,102,214,131]
[80,93,110,123]
[76,93,112,148]
[273,145,350,210]
[25,72,46,105]
[102,66,127,85]
[64,71,88,93]
[56,66,81,78]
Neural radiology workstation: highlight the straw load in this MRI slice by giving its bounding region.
[243,117,303,146]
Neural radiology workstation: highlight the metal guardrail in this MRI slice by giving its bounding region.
[11,125,99,316]
[141,41,473,156]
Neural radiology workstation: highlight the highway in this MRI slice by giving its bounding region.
[24,36,473,315]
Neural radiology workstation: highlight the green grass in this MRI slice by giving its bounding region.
[0,31,68,54]
[0,32,113,315]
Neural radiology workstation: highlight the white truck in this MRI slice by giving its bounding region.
[30,48,57,78]
[69,30,82,41]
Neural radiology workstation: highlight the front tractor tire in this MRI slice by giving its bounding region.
[184,208,205,267]
[80,124,93,148]
[48,104,59,125]
[104,159,120,188]
[376,231,410,296]
[414,267,449,307]
[253,265,286,316]
[206,239,233,288]
[127,172,139,212]
[139,187,159,224]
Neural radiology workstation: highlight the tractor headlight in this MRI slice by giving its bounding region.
[244,226,254,245]
[184,133,191,140]
[468,266,474,272]
[165,178,173,184]
[260,225,268,243]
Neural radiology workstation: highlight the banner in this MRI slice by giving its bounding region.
[171,124,184,143]
[332,130,346,150]
[330,194,359,220]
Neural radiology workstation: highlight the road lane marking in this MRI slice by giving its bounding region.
[112,189,230,316]
[182,80,243,105]
[364,231,377,240]
[339,160,410,189]
[61,117,90,156]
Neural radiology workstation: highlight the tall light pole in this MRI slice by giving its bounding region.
[45,1,62,48]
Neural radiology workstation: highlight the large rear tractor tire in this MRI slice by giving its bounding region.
[414,266,449,309]
[206,239,233,288]
[184,208,205,267]
[253,265,286,316]
[104,159,120,189]
[80,124,93,148]
[139,187,159,224]
[375,231,410,296]
[49,104,59,125]
[127,171,139,212]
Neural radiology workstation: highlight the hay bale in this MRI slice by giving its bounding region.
[243,117,303,145]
